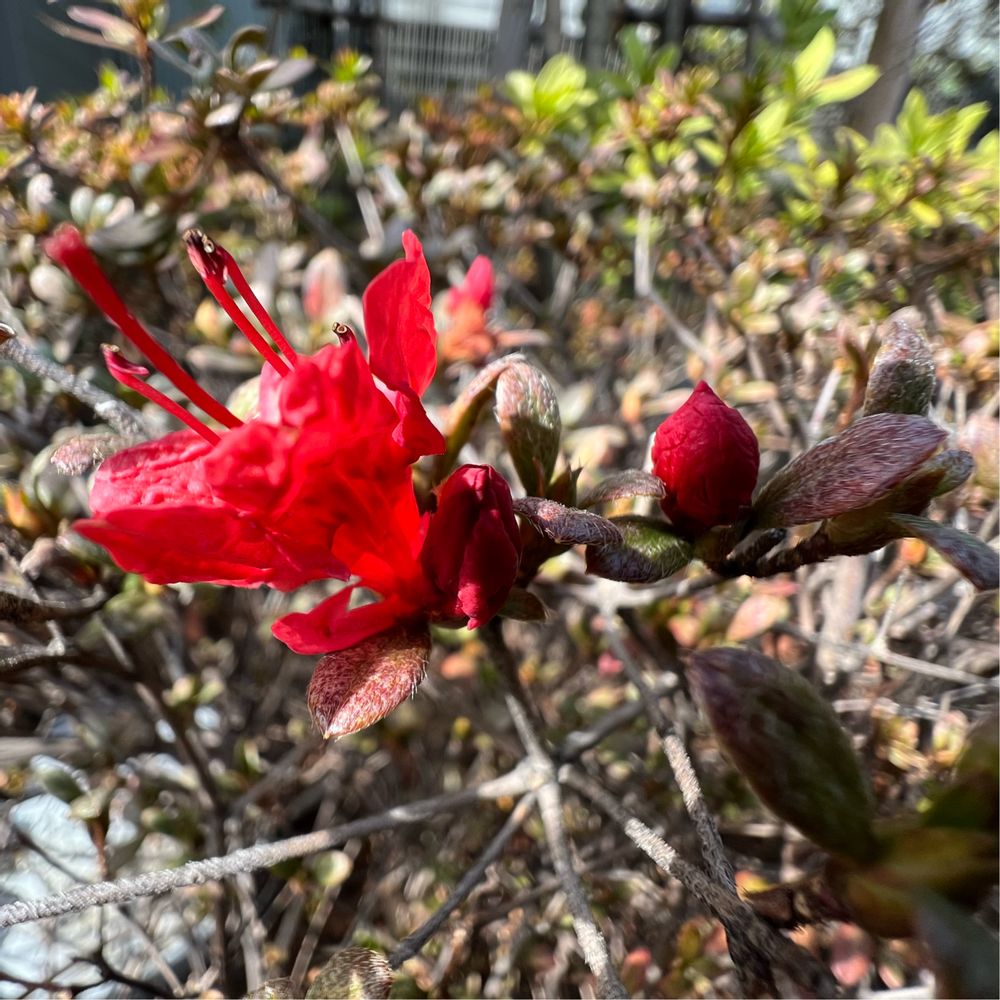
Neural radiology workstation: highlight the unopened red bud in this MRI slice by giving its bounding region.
[422,465,520,629]
[652,382,759,535]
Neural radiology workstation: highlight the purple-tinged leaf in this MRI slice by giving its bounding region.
[889,514,999,591]
[579,470,666,508]
[862,307,936,417]
[307,624,431,739]
[752,413,947,529]
[688,647,877,861]
[513,497,622,547]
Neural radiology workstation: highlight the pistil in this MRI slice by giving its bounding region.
[45,225,242,430]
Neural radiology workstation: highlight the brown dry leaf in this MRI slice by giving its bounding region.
[725,593,791,641]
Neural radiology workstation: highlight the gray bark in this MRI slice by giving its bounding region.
[847,0,932,138]
[493,0,534,76]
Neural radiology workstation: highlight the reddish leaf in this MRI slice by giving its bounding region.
[307,623,431,739]
[753,414,947,529]
[862,308,936,417]
[513,496,622,547]
[579,470,666,508]
[889,514,999,591]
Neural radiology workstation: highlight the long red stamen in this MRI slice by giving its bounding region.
[102,345,220,444]
[44,225,242,431]
[218,248,300,366]
[183,230,298,373]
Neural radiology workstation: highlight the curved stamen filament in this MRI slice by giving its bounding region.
[183,230,298,374]
[102,345,220,444]
[45,225,242,431]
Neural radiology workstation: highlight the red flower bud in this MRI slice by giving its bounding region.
[421,464,520,628]
[651,381,759,534]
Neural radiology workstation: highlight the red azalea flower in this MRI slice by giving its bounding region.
[298,462,521,738]
[440,256,497,365]
[46,225,521,735]
[445,256,494,314]
[651,381,760,534]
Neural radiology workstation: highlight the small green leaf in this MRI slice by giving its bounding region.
[814,65,879,105]
[306,948,393,1000]
[793,26,836,91]
[908,199,943,228]
[585,515,692,583]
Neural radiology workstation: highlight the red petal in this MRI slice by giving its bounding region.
[362,232,437,397]
[447,255,494,313]
[306,622,431,738]
[273,587,411,654]
[78,430,346,589]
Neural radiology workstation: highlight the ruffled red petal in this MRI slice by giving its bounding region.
[362,232,437,398]
[273,586,416,654]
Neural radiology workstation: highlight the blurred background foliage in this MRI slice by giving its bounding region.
[0,0,996,996]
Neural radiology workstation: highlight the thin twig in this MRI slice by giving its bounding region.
[775,622,997,686]
[534,779,628,999]
[564,768,839,999]
[602,609,735,892]
[0,322,144,438]
[0,763,537,929]
[388,791,537,969]
[484,620,628,999]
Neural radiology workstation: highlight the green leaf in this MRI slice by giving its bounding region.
[585,515,692,583]
[306,948,393,1000]
[793,26,836,92]
[695,137,725,167]
[814,65,879,105]
[495,362,562,495]
[504,70,537,117]
[908,199,943,228]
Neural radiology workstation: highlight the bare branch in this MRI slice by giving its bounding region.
[0,764,537,930]
[0,322,144,438]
